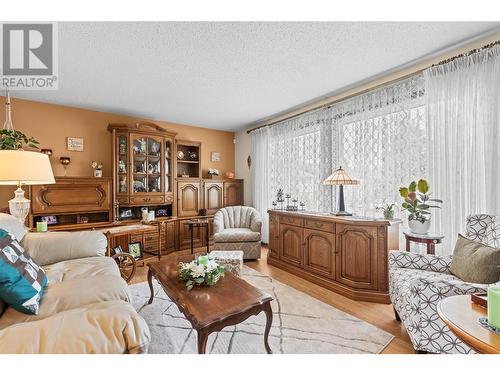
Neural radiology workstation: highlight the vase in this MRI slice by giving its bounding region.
[408,218,431,234]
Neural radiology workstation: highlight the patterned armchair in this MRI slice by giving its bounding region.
[389,214,500,354]
[212,206,262,260]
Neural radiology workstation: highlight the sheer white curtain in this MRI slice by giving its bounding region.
[250,126,271,242]
[251,111,333,242]
[332,76,428,217]
[424,44,500,253]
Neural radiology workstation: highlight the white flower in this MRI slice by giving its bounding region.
[191,264,206,278]
[206,260,218,272]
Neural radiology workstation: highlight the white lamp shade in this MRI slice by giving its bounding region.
[0,150,55,185]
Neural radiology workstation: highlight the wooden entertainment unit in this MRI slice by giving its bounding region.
[27,122,243,264]
[267,210,401,304]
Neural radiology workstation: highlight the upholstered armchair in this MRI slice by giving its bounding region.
[212,206,262,260]
[389,214,500,354]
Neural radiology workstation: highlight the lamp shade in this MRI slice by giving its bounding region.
[0,150,55,186]
[323,166,359,186]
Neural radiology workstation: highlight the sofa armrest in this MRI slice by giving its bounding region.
[22,231,107,266]
[389,250,452,274]
[0,301,150,354]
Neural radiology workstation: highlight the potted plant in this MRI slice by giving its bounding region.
[376,203,396,220]
[0,129,39,150]
[399,179,442,234]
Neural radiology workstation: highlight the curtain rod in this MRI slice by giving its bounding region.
[247,39,500,134]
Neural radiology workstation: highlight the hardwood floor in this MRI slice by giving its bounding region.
[130,246,414,354]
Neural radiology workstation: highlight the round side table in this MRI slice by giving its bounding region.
[404,231,444,255]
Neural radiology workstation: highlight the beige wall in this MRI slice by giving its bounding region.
[0,97,235,207]
[236,31,500,206]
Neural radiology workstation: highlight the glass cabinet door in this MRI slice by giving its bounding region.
[117,134,128,194]
[165,138,172,193]
[131,134,163,194]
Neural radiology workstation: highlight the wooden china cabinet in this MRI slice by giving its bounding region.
[106,122,245,260]
[109,122,176,211]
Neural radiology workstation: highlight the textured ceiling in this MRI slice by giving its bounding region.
[11,22,500,131]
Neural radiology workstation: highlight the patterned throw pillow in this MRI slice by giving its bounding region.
[0,229,48,314]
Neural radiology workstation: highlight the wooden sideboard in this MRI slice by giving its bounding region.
[268,210,401,304]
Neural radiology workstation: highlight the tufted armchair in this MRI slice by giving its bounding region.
[389,214,500,354]
[212,206,262,260]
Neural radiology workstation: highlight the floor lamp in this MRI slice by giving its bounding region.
[323,166,359,216]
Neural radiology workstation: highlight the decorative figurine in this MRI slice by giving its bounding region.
[150,142,160,155]
[119,176,127,193]
[118,159,126,173]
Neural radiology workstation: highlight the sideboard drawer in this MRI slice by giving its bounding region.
[130,195,164,204]
[116,196,129,205]
[305,219,335,233]
[279,215,304,227]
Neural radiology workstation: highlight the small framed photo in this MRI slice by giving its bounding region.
[156,208,168,217]
[112,245,124,255]
[211,152,220,162]
[128,242,143,259]
[120,208,133,219]
[67,137,84,152]
[41,215,58,225]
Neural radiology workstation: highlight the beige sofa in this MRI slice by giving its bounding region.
[0,229,150,354]
[212,206,262,259]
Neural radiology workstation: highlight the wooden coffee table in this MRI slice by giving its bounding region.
[147,259,274,354]
[437,295,500,354]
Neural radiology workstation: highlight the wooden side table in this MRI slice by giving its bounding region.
[188,219,210,254]
[404,231,444,255]
[437,295,500,354]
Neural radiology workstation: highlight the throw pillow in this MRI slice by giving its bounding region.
[450,234,500,284]
[0,213,28,241]
[0,229,48,314]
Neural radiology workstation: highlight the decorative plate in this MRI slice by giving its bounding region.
[177,150,184,160]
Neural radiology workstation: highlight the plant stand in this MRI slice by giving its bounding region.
[404,231,444,255]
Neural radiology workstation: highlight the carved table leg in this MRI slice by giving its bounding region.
[197,329,209,354]
[147,268,154,304]
[263,301,273,354]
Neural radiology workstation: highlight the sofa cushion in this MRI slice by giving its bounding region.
[22,231,107,266]
[43,256,120,284]
[213,228,261,243]
[0,272,131,329]
[0,213,28,241]
[450,234,500,284]
[0,229,47,315]
[0,300,151,354]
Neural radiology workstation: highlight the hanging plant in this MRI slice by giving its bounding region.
[0,129,39,150]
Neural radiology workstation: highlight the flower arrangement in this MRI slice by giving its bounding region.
[207,168,219,177]
[91,161,103,177]
[178,255,225,290]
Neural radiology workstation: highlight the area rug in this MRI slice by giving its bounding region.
[130,266,394,354]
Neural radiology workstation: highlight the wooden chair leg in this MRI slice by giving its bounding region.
[393,307,401,322]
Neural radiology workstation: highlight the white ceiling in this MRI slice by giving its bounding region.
[11,22,500,131]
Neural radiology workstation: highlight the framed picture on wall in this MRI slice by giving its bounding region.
[67,137,84,151]
[211,152,220,162]
[128,242,143,259]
